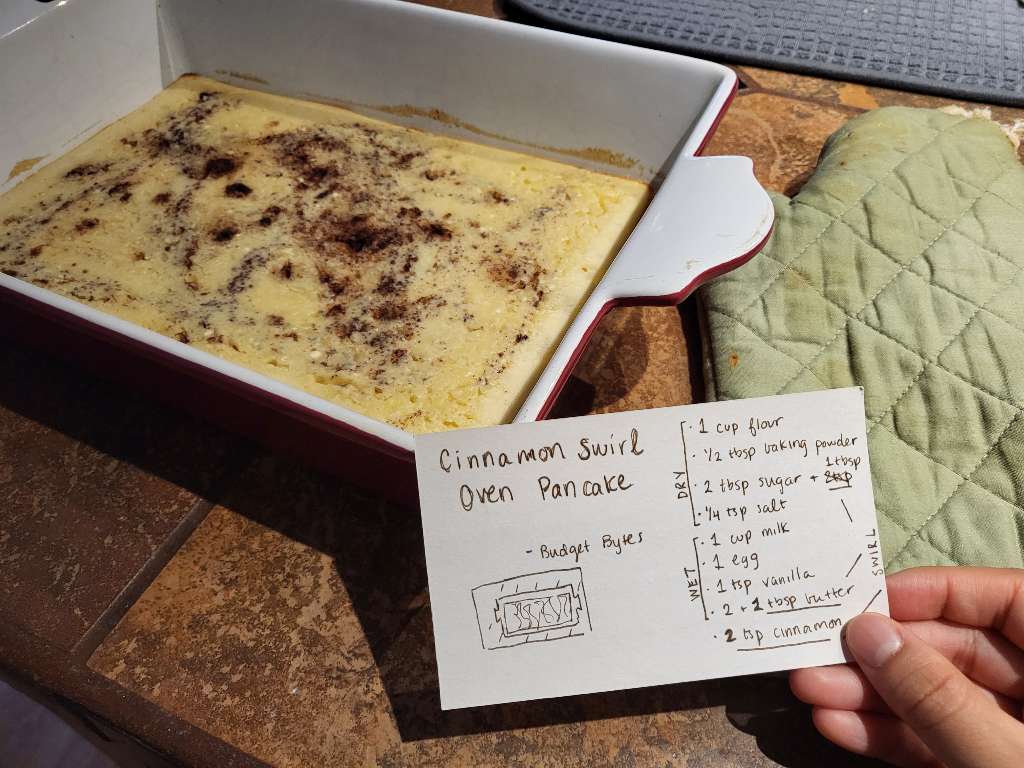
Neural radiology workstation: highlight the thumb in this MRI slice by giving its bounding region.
[845,612,1024,768]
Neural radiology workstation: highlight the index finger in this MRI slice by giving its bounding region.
[886,567,1024,648]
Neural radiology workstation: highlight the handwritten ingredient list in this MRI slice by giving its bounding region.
[415,388,888,709]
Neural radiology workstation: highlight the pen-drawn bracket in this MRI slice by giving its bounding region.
[471,568,592,650]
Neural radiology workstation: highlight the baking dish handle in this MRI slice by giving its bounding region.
[514,155,772,423]
[601,155,774,303]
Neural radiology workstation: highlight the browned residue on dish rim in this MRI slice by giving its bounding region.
[374,104,638,170]
[6,156,46,182]
[215,69,271,86]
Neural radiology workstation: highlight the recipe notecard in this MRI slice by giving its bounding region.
[415,388,888,710]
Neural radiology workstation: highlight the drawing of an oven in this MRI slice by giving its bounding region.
[471,568,592,650]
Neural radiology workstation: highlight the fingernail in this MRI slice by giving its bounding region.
[845,613,904,668]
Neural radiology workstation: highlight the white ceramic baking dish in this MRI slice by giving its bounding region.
[0,0,773,503]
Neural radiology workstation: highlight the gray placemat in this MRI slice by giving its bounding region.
[506,0,1024,106]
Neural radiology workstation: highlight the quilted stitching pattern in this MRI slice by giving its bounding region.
[701,108,1024,573]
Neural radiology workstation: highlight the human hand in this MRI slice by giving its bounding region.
[790,567,1024,767]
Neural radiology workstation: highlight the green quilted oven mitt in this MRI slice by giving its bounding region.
[700,108,1024,573]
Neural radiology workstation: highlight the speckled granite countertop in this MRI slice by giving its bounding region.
[3,2,1024,767]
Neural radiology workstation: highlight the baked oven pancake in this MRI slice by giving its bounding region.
[0,76,649,432]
